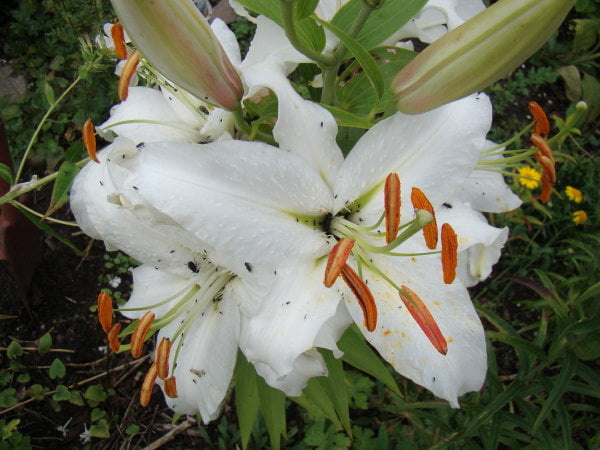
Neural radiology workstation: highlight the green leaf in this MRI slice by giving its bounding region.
[235,0,325,52]
[49,358,66,379]
[235,353,260,450]
[13,204,82,255]
[292,377,342,428]
[0,163,14,185]
[582,73,600,124]
[65,141,84,163]
[125,424,140,435]
[38,332,52,354]
[317,18,384,99]
[84,384,107,403]
[338,325,399,395]
[319,104,373,129]
[332,0,428,50]
[7,341,23,359]
[42,79,55,106]
[1,418,20,440]
[16,373,30,383]
[318,350,351,436]
[0,388,17,408]
[47,160,80,216]
[69,390,85,406]
[91,408,106,422]
[89,419,110,438]
[295,0,319,20]
[53,384,71,402]
[532,353,578,434]
[257,375,286,450]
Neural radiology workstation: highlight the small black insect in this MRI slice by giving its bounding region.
[244,262,253,272]
[442,203,453,208]
[187,261,200,273]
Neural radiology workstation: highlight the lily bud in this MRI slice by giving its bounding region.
[111,0,243,111]
[393,0,575,114]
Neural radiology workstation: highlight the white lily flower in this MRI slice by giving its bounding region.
[70,138,246,422]
[104,91,520,406]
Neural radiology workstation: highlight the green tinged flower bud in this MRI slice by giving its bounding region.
[111,0,243,111]
[393,0,575,114]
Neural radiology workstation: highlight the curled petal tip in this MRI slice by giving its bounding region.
[384,173,401,244]
[323,238,355,287]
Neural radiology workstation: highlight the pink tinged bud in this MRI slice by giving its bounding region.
[111,0,243,111]
[393,0,575,114]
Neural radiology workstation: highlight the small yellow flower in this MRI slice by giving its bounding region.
[565,186,583,203]
[572,210,588,226]
[518,167,542,189]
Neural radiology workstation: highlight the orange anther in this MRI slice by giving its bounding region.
[118,50,140,101]
[110,23,128,60]
[528,101,550,139]
[410,187,438,249]
[82,119,98,163]
[130,311,155,358]
[323,238,355,287]
[530,134,554,161]
[97,291,113,334]
[384,173,401,244]
[340,264,377,332]
[156,337,171,380]
[140,362,158,407]
[107,323,121,352]
[540,172,553,203]
[441,224,458,284]
[399,285,447,355]
[164,376,178,398]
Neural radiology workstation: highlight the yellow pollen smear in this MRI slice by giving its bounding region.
[441,223,458,284]
[110,23,128,60]
[341,264,377,332]
[118,50,140,101]
[410,187,438,249]
[383,329,392,336]
[164,376,178,398]
[82,120,98,163]
[140,362,158,407]
[130,311,155,358]
[97,291,113,334]
[399,285,447,355]
[156,337,171,380]
[107,323,121,352]
[323,238,355,287]
[384,173,401,243]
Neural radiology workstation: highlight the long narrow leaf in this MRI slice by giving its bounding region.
[235,353,260,450]
[256,375,286,450]
[319,350,351,436]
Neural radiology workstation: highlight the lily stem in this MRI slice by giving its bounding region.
[14,76,82,184]
[232,106,276,145]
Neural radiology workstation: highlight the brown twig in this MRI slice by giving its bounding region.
[142,418,194,450]
[0,346,75,353]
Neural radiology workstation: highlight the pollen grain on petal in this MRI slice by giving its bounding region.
[341,264,377,332]
[130,311,155,358]
[399,285,447,355]
[164,376,178,398]
[110,23,128,60]
[156,337,171,380]
[118,50,140,101]
[97,291,113,334]
[410,187,438,249]
[140,362,158,407]
[324,238,355,287]
[107,323,121,352]
[441,223,458,284]
[528,101,550,139]
[384,173,401,244]
[82,120,99,163]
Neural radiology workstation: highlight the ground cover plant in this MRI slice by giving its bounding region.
[0,0,599,448]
